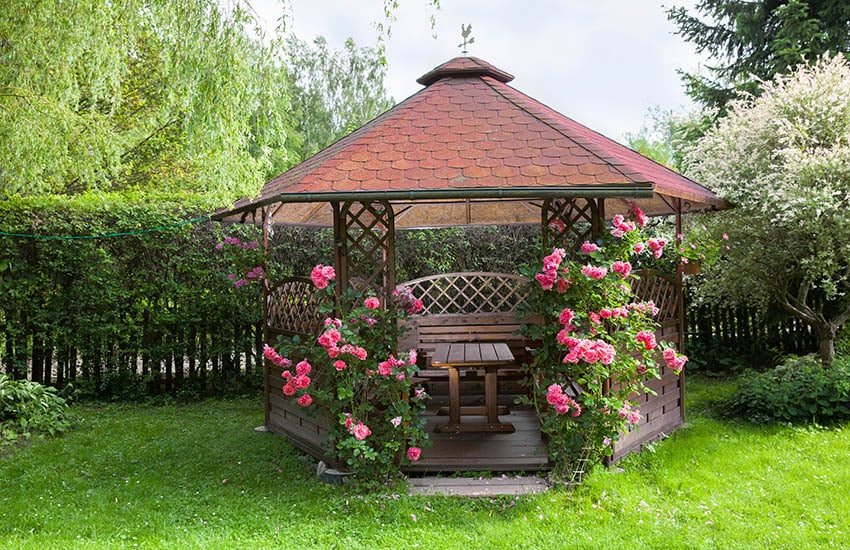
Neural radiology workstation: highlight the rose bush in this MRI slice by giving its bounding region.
[264,266,429,484]
[522,204,687,479]
[214,235,265,288]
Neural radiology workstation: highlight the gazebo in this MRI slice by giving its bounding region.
[214,56,728,471]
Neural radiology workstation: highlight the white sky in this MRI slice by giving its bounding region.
[251,0,706,143]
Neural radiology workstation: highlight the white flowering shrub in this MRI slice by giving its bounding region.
[686,54,850,362]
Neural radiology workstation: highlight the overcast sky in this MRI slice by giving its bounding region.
[252,0,706,143]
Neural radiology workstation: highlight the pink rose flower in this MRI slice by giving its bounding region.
[282,383,296,396]
[612,261,632,278]
[333,360,347,371]
[629,203,648,227]
[535,272,556,290]
[310,264,335,289]
[295,360,312,376]
[556,278,570,293]
[580,241,600,254]
[663,348,688,373]
[293,374,311,390]
[580,265,608,280]
[364,296,381,310]
[296,394,312,407]
[636,330,657,350]
[407,447,422,461]
[350,421,371,441]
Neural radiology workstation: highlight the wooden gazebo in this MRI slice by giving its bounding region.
[214,56,728,471]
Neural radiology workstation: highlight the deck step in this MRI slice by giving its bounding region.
[406,475,549,497]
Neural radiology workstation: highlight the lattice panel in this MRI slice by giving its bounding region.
[632,269,680,323]
[398,272,531,315]
[542,198,601,257]
[265,277,325,336]
[340,201,395,296]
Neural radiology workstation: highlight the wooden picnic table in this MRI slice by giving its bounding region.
[431,342,516,433]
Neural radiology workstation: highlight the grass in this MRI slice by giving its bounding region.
[1,377,849,549]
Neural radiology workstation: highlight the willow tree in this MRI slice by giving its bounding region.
[686,54,850,364]
[0,0,293,204]
[285,35,394,163]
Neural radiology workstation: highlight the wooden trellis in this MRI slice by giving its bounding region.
[400,272,531,315]
[265,277,324,337]
[631,269,679,324]
[336,200,395,299]
[542,198,604,255]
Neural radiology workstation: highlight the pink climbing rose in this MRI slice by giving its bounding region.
[295,360,312,376]
[546,383,582,416]
[407,447,422,462]
[647,238,668,259]
[310,264,336,289]
[580,265,608,280]
[296,394,313,407]
[663,348,688,374]
[364,296,381,310]
[349,421,372,441]
[635,330,657,350]
[580,241,601,254]
[558,307,575,326]
[612,261,632,278]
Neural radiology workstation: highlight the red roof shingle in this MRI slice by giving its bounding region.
[220,56,728,226]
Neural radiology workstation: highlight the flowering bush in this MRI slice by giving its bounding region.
[215,235,265,288]
[676,222,728,269]
[522,204,687,478]
[264,266,429,484]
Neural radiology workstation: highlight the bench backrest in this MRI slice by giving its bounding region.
[396,272,538,366]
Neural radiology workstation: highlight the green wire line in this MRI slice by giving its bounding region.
[0,215,212,240]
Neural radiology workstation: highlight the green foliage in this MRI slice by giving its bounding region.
[0,0,293,202]
[686,54,850,363]
[726,354,850,424]
[0,374,74,445]
[667,0,850,116]
[520,206,686,478]
[268,278,429,485]
[623,106,678,169]
[285,35,394,163]
[0,194,264,400]
[395,225,539,281]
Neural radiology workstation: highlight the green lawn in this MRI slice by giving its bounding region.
[1,377,848,549]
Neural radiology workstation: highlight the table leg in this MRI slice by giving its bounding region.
[485,366,498,424]
[447,366,460,426]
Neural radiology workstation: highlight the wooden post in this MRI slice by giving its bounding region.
[262,205,272,427]
[675,198,686,424]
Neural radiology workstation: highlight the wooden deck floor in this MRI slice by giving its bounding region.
[403,390,550,474]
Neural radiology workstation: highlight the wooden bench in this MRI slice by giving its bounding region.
[396,273,539,397]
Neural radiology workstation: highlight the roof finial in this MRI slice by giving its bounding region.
[458,24,474,54]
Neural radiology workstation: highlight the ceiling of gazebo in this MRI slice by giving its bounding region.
[214,56,728,228]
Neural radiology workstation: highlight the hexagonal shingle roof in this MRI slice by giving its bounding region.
[217,57,728,227]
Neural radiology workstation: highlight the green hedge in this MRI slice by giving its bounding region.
[0,195,545,401]
[0,194,266,400]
